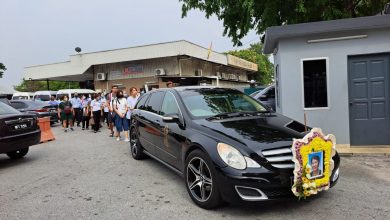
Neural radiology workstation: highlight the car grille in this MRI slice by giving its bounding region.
[261,147,294,169]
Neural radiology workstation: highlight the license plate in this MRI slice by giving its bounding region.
[13,123,28,130]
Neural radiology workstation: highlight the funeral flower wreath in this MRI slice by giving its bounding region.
[291,128,336,199]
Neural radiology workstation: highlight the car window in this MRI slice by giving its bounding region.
[160,92,180,116]
[34,95,50,101]
[0,102,20,115]
[10,102,26,109]
[145,92,165,114]
[136,94,149,110]
[267,88,275,98]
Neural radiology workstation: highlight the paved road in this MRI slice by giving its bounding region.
[1,125,390,220]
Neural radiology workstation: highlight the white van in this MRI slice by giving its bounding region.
[12,92,35,100]
[56,89,96,100]
[33,91,57,102]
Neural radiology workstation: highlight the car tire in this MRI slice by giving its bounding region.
[130,127,146,160]
[185,149,223,209]
[6,147,29,159]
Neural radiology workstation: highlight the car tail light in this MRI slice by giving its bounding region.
[35,108,48,112]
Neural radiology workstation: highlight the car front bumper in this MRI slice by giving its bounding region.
[214,157,340,204]
[0,129,41,154]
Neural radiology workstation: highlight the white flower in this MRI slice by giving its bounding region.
[303,183,309,189]
[310,182,316,188]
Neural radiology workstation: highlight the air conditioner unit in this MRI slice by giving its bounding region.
[155,68,166,76]
[96,73,106,81]
[194,69,203,76]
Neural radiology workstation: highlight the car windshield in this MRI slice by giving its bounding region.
[12,96,28,100]
[0,101,20,115]
[180,88,267,118]
[34,95,50,101]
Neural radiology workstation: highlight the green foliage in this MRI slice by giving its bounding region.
[14,80,80,92]
[228,43,273,85]
[0,63,6,78]
[180,0,389,46]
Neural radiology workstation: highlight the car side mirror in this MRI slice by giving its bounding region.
[259,94,268,101]
[162,114,180,123]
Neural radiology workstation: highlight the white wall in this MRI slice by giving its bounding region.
[276,29,390,144]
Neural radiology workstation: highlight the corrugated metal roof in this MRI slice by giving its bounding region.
[25,40,252,81]
[263,15,390,54]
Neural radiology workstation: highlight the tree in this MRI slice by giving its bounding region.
[0,63,6,78]
[14,80,80,92]
[228,43,273,85]
[180,0,389,46]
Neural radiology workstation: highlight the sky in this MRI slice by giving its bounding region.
[0,0,259,88]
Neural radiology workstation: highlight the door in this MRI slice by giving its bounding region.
[348,54,390,145]
[142,91,165,155]
[158,91,186,168]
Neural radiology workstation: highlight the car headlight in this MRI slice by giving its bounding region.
[217,143,258,170]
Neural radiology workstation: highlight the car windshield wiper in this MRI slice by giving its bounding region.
[206,110,269,120]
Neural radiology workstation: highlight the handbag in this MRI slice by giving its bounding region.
[89,117,95,125]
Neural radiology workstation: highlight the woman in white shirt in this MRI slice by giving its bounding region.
[112,90,129,141]
[90,94,103,133]
[126,87,139,126]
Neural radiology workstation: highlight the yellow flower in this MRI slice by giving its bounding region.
[305,166,311,174]
[303,190,311,197]
[302,177,310,184]
[310,182,316,188]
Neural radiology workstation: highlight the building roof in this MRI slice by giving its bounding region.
[24,40,257,81]
[263,14,390,54]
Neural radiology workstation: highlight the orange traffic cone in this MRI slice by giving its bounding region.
[38,117,55,143]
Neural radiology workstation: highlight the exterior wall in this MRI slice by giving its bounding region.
[276,29,390,144]
[94,76,157,94]
[180,58,249,82]
[93,56,251,92]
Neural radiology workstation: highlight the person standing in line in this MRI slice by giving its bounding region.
[112,90,129,141]
[81,95,90,130]
[58,95,74,132]
[166,81,174,88]
[103,97,110,128]
[48,96,58,106]
[91,93,102,133]
[107,85,118,137]
[71,93,82,127]
[126,87,139,127]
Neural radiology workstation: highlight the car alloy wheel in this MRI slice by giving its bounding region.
[129,127,145,160]
[187,156,213,202]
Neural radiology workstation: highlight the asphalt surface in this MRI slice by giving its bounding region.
[1,124,390,220]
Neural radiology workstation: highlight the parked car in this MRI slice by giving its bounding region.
[0,98,11,105]
[33,91,57,102]
[9,100,58,125]
[12,92,35,100]
[252,85,276,110]
[129,87,340,209]
[0,101,40,159]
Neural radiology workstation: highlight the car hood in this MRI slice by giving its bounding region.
[193,113,306,153]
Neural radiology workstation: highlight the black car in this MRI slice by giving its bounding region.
[129,87,340,209]
[0,101,41,159]
[252,85,276,110]
[9,100,58,125]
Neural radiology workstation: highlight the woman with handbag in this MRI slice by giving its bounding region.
[81,95,90,130]
[112,90,129,141]
[90,93,103,133]
[58,95,74,132]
